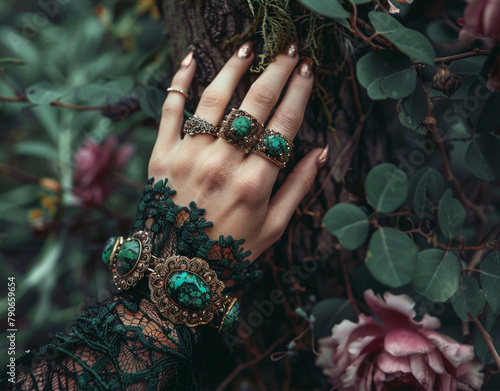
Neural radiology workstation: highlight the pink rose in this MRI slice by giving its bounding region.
[459,0,500,45]
[316,290,484,390]
[73,137,134,208]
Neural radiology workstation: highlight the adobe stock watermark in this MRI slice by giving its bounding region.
[222,233,339,353]
[7,0,71,54]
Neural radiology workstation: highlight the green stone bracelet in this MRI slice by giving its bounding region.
[102,231,239,332]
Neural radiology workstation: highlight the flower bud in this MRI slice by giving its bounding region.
[432,64,462,97]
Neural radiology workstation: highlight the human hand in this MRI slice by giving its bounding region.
[148,42,327,261]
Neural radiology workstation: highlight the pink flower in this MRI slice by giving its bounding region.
[316,290,484,390]
[73,137,134,208]
[459,0,500,45]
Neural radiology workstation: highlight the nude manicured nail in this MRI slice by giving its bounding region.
[238,41,254,58]
[181,51,194,68]
[299,58,313,78]
[287,42,298,57]
[317,145,329,168]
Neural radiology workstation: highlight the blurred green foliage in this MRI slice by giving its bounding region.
[0,0,168,366]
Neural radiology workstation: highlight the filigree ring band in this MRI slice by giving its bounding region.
[183,115,218,137]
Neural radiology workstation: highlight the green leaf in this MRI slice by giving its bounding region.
[365,227,417,288]
[323,204,369,250]
[426,21,459,44]
[451,275,486,321]
[351,0,372,3]
[72,77,134,106]
[438,189,466,239]
[414,168,445,217]
[465,134,500,181]
[357,50,416,100]
[312,298,357,339]
[365,163,408,213]
[368,12,436,65]
[379,68,417,99]
[0,57,25,69]
[12,141,58,160]
[413,249,461,301]
[400,83,428,131]
[25,81,68,105]
[140,88,167,120]
[298,0,349,27]
[480,252,500,314]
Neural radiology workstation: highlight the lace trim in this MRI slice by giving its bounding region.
[131,177,260,293]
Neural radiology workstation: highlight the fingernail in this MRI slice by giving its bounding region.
[287,42,298,57]
[299,58,313,78]
[317,145,329,168]
[181,51,194,68]
[238,41,254,59]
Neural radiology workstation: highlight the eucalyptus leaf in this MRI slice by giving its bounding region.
[438,189,466,239]
[413,249,461,302]
[465,135,500,181]
[12,141,58,160]
[414,168,445,217]
[480,252,500,314]
[357,50,416,100]
[473,309,500,365]
[25,81,68,105]
[298,0,349,26]
[365,163,408,213]
[365,227,417,288]
[451,275,486,321]
[400,83,428,130]
[368,12,436,65]
[323,203,369,250]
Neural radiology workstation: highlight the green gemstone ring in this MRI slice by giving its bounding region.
[217,108,263,153]
[253,128,294,168]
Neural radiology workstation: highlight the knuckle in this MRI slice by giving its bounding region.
[249,84,278,108]
[161,100,181,118]
[198,88,227,110]
[275,108,301,133]
[233,174,263,204]
[199,159,232,191]
[170,155,195,179]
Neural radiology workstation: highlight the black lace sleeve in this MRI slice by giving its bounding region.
[0,178,259,390]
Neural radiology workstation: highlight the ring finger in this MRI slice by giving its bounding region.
[184,41,255,150]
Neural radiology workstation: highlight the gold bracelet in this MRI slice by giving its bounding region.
[102,231,239,332]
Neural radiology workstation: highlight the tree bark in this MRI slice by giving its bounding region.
[160,0,386,388]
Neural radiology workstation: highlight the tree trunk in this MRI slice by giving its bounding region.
[160,1,386,388]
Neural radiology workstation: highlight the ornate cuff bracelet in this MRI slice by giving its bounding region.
[102,231,240,332]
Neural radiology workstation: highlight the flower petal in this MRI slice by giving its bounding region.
[422,330,475,367]
[377,351,411,374]
[364,290,415,328]
[385,328,436,356]
[410,354,435,391]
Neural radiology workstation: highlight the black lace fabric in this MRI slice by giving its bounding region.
[0,178,259,390]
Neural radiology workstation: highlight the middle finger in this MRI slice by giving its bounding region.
[239,43,300,124]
